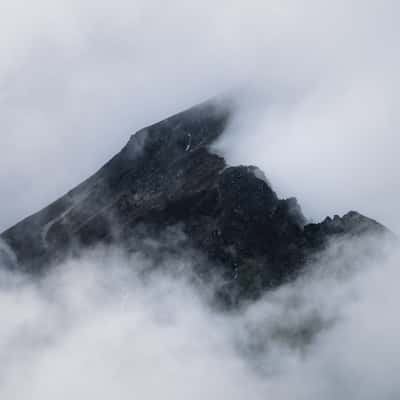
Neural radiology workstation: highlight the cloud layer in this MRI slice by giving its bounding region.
[0,232,398,399]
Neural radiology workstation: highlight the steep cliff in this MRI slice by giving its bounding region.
[0,98,388,302]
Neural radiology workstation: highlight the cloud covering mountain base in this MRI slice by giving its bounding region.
[0,233,398,399]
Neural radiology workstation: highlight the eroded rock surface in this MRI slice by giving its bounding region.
[0,98,389,302]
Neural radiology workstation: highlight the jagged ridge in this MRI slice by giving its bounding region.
[0,98,388,302]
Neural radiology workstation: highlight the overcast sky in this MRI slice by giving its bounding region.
[1,0,399,233]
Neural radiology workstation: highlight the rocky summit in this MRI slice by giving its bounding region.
[0,98,388,302]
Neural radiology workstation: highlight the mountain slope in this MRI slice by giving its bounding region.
[0,98,388,301]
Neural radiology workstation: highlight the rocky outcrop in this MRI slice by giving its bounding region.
[0,98,389,302]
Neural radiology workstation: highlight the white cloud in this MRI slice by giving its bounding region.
[0,233,398,399]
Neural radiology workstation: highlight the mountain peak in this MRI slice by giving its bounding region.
[0,98,390,303]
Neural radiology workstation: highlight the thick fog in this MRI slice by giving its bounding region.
[1,0,400,232]
[0,232,398,399]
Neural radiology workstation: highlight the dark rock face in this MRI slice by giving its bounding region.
[0,98,389,302]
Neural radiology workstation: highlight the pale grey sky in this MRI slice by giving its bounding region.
[1,0,399,233]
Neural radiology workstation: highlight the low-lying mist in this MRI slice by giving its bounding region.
[0,232,398,399]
